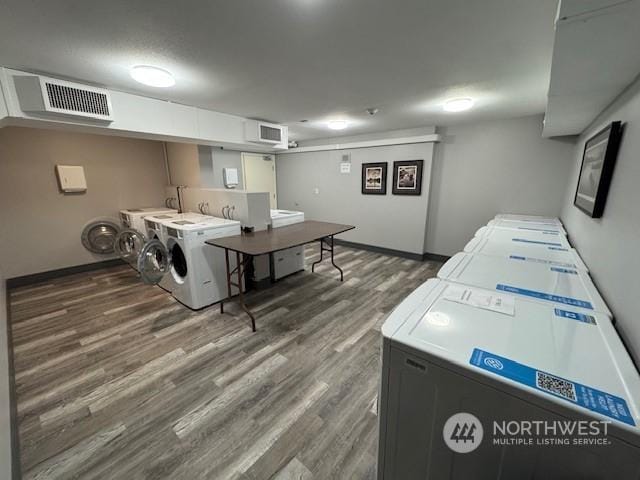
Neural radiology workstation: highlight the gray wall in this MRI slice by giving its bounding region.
[426,115,576,256]
[0,127,167,278]
[276,142,434,255]
[561,77,640,367]
[0,274,12,480]
[197,146,244,189]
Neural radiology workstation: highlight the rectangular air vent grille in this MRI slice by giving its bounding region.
[260,125,282,142]
[46,82,111,116]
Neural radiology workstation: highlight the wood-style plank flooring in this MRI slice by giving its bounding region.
[9,246,441,479]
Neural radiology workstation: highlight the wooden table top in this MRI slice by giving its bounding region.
[205,220,355,255]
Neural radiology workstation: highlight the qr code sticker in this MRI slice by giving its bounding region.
[536,371,577,402]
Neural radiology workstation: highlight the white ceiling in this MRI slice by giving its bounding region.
[0,0,559,141]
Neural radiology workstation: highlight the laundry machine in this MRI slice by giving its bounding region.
[254,209,306,281]
[119,207,178,235]
[487,218,567,235]
[475,225,572,250]
[145,216,241,309]
[437,253,610,317]
[494,213,563,226]
[465,232,588,271]
[377,278,640,479]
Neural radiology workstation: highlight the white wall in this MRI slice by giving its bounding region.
[561,78,640,367]
[276,140,434,255]
[0,273,13,480]
[426,115,576,256]
[0,127,167,278]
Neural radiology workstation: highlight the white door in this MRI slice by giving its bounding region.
[242,153,277,209]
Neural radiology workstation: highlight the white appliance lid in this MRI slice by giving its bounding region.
[437,253,610,317]
[494,214,563,226]
[487,219,567,235]
[475,226,572,250]
[464,235,588,271]
[270,209,304,219]
[161,215,240,230]
[383,279,640,430]
[121,207,177,216]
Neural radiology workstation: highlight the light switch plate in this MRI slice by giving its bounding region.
[56,165,87,192]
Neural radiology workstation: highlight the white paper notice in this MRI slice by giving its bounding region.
[340,162,351,174]
[442,284,516,316]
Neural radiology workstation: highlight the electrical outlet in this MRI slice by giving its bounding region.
[313,187,320,195]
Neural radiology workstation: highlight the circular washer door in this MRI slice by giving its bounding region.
[167,238,188,285]
[137,239,171,285]
[114,228,147,265]
[81,220,121,254]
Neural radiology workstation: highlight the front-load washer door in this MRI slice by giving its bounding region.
[114,228,147,265]
[166,238,188,285]
[138,239,172,285]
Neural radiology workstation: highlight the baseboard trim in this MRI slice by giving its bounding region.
[333,239,450,262]
[6,259,126,289]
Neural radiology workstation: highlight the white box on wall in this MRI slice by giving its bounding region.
[56,165,87,192]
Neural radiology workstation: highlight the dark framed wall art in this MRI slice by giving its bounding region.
[574,121,622,218]
[361,162,387,194]
[392,160,423,195]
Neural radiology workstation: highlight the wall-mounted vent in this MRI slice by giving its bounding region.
[245,119,287,146]
[14,75,114,122]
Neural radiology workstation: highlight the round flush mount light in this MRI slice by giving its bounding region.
[328,120,348,130]
[130,65,175,87]
[443,97,474,112]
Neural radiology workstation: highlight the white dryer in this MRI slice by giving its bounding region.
[378,278,640,479]
[153,216,241,310]
[465,233,588,271]
[119,207,177,235]
[437,253,611,317]
[493,213,563,226]
[254,209,306,281]
[475,225,572,250]
[487,218,567,235]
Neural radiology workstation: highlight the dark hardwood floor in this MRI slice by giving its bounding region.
[9,246,441,479]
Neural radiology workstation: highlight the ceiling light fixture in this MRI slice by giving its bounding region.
[130,65,175,88]
[443,97,474,112]
[328,120,348,130]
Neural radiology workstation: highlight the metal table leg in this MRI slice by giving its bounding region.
[220,249,257,332]
[311,235,344,281]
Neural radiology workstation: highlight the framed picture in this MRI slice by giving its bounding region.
[361,162,387,194]
[392,160,423,195]
[574,121,623,218]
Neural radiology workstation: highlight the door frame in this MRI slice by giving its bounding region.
[241,152,277,208]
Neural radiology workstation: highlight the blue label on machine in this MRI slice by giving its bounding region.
[554,308,596,325]
[469,348,635,426]
[550,267,578,275]
[512,238,563,247]
[495,284,593,310]
[517,227,559,235]
[549,246,569,251]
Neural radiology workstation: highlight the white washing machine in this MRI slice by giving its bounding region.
[119,207,178,235]
[494,213,563,226]
[378,278,640,479]
[487,218,567,235]
[149,216,241,310]
[254,209,306,281]
[465,233,588,271]
[475,225,572,250]
[437,253,611,317]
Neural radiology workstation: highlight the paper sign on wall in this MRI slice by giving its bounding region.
[340,162,351,174]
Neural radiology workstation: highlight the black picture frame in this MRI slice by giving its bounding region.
[361,162,387,195]
[574,121,623,218]
[392,160,423,195]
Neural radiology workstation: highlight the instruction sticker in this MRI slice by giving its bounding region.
[550,267,578,275]
[549,246,569,252]
[495,284,593,310]
[443,284,515,316]
[517,227,560,235]
[509,255,576,269]
[469,348,635,426]
[512,238,563,247]
[554,308,596,325]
